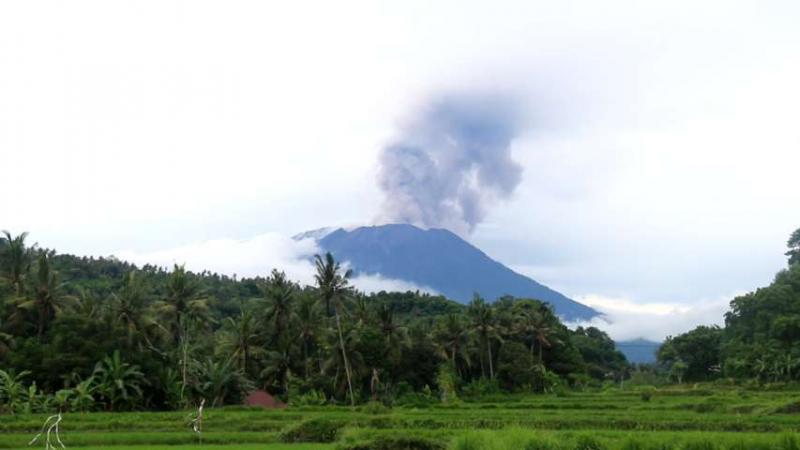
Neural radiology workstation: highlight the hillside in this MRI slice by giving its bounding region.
[314,224,599,320]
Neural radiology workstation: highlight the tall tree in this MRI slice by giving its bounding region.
[155,265,209,406]
[293,293,323,379]
[262,269,295,346]
[14,253,71,337]
[111,271,154,347]
[314,253,355,406]
[433,314,471,376]
[467,295,499,379]
[0,231,34,296]
[787,227,800,266]
[218,308,260,375]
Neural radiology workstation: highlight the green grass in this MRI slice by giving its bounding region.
[4,386,800,450]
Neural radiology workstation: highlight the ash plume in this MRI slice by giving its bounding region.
[377,93,524,234]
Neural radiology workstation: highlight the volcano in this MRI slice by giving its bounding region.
[301,224,599,321]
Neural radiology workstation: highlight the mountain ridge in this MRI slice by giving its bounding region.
[306,223,599,321]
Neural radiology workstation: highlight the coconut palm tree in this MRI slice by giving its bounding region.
[157,265,209,341]
[0,231,34,296]
[262,346,292,399]
[323,323,364,400]
[467,295,500,379]
[155,265,210,406]
[433,314,471,376]
[376,303,409,362]
[262,269,295,346]
[111,271,154,347]
[218,308,261,374]
[293,293,323,379]
[14,253,72,338]
[195,357,249,407]
[514,307,555,364]
[314,252,356,406]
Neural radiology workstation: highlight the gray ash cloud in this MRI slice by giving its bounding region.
[377,93,523,234]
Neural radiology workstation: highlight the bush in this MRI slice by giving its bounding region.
[640,387,655,402]
[279,418,343,443]
[462,378,501,397]
[362,401,391,415]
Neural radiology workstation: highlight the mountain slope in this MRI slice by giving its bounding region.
[313,224,599,320]
[615,339,661,364]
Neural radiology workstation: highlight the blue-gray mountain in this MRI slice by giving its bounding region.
[304,224,599,321]
[615,339,660,364]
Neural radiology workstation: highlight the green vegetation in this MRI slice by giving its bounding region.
[3,226,800,449]
[657,226,800,385]
[1,387,800,449]
[0,231,627,412]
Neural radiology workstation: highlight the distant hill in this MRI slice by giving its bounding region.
[306,224,599,321]
[615,338,661,364]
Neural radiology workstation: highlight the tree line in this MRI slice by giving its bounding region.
[0,230,627,413]
[658,227,800,384]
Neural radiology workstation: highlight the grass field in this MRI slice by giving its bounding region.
[3,385,800,450]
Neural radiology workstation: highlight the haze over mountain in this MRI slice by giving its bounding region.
[305,223,599,321]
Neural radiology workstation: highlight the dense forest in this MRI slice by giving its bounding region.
[0,231,627,413]
[657,227,800,384]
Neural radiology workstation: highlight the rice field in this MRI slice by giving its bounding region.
[3,386,800,450]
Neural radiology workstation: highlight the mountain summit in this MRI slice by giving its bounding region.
[305,224,599,321]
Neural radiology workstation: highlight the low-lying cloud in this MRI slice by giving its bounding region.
[567,294,734,342]
[115,232,435,295]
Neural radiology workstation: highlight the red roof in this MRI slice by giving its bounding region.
[243,390,285,409]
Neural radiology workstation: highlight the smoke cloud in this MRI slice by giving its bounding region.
[377,93,524,234]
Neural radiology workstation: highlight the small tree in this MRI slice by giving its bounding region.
[670,359,688,384]
[435,364,458,403]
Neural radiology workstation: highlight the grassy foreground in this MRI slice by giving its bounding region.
[4,386,800,449]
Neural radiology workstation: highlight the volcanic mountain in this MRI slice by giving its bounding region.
[300,224,599,321]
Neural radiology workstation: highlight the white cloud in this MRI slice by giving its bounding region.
[115,232,434,295]
[116,233,321,285]
[567,294,736,342]
[2,0,799,318]
[349,274,437,296]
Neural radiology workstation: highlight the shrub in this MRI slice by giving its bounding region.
[640,389,654,402]
[279,418,342,443]
[362,401,390,415]
[462,378,501,397]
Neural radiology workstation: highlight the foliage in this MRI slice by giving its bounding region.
[0,231,639,413]
[279,418,343,443]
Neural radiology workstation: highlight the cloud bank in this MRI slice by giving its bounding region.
[115,232,435,295]
[567,294,734,342]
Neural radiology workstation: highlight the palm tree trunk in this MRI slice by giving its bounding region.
[538,340,543,365]
[335,310,355,406]
[303,340,310,380]
[487,339,494,379]
[37,306,45,338]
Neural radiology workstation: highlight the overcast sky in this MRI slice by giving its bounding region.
[2,1,799,340]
